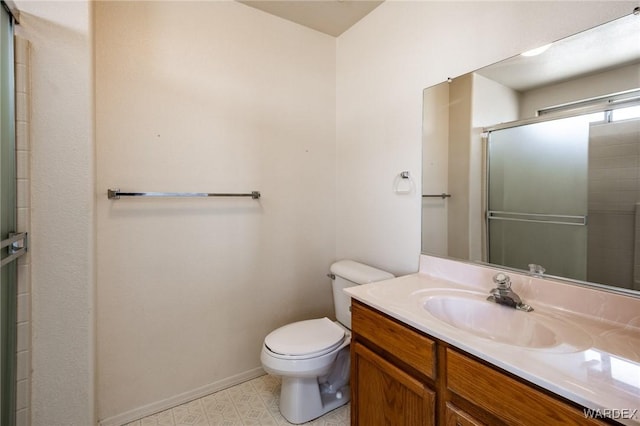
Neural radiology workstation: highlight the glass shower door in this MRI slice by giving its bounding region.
[487,115,592,281]
[0,5,16,425]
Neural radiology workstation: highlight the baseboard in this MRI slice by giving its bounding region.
[99,366,266,426]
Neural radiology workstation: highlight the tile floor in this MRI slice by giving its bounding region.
[124,374,350,426]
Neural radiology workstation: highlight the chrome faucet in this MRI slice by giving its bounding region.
[487,273,533,312]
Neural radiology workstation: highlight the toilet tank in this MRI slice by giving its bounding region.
[330,260,394,329]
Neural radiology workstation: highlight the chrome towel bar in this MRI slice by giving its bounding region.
[108,189,261,200]
[422,193,452,199]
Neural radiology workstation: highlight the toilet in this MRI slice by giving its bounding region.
[260,260,394,424]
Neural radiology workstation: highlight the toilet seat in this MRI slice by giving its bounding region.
[264,317,346,360]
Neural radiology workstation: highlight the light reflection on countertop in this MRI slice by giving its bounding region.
[345,255,640,425]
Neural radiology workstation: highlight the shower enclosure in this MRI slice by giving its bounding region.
[486,105,640,290]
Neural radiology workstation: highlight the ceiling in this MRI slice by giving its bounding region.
[238,0,384,37]
[476,12,640,92]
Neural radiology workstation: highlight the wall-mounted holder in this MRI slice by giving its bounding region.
[394,171,414,194]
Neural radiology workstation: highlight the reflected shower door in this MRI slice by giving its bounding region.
[487,115,590,280]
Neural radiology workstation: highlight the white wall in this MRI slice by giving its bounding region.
[520,63,640,117]
[13,1,94,425]
[95,1,335,423]
[335,0,637,276]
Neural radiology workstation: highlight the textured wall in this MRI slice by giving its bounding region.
[95,2,336,423]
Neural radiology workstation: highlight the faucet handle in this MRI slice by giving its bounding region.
[493,273,511,289]
[528,264,546,276]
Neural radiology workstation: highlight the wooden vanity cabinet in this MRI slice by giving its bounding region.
[350,300,609,426]
[351,300,437,425]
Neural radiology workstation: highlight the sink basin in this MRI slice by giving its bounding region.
[421,291,592,352]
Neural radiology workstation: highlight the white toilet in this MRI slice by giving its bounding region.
[260,260,393,424]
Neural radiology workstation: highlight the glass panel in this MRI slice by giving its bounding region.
[489,220,587,280]
[488,115,590,215]
[487,115,590,280]
[0,5,16,425]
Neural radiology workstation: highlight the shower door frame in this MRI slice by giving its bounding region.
[0,3,17,425]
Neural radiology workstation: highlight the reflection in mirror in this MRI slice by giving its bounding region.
[421,10,640,295]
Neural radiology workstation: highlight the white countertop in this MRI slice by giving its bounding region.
[345,255,640,425]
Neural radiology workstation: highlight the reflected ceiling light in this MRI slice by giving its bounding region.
[521,43,552,57]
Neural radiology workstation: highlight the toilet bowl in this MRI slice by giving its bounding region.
[261,318,351,424]
[260,260,393,424]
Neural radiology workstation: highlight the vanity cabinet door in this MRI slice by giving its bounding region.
[445,403,486,426]
[446,349,606,426]
[352,342,435,426]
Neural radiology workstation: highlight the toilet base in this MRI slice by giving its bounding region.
[280,376,350,424]
[278,346,351,424]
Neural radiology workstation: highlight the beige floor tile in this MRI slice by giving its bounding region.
[172,400,210,426]
[133,375,349,426]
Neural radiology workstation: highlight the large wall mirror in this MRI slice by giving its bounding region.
[422,8,640,295]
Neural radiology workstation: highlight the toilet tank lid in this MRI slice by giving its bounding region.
[330,260,394,284]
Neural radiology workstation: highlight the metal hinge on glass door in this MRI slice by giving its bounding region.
[0,232,28,268]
